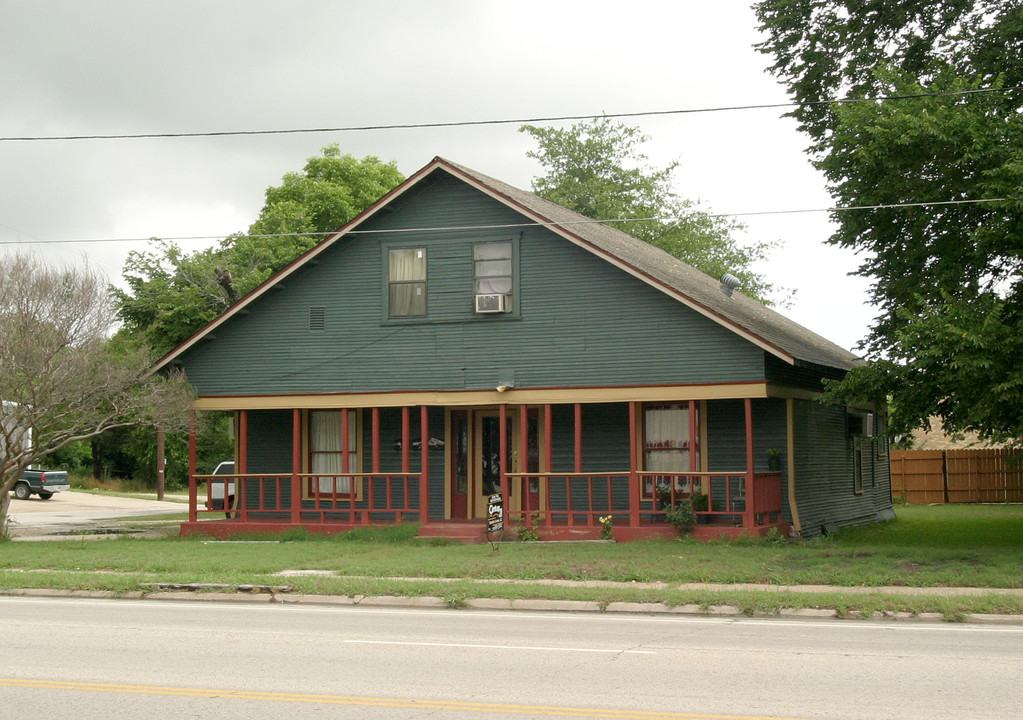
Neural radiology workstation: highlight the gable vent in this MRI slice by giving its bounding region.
[309,306,326,331]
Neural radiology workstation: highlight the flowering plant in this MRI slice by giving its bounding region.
[598,514,614,541]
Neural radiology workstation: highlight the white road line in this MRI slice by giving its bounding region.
[342,639,655,654]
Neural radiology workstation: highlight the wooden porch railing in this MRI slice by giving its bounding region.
[190,472,422,524]
[505,470,784,530]
[190,470,784,531]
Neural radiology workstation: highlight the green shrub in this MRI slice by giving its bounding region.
[664,501,696,535]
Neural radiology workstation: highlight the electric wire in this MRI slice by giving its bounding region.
[0,197,1007,246]
[1,86,1018,143]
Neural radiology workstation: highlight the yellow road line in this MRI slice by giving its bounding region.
[0,678,811,720]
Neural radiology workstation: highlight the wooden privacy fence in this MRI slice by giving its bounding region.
[890,449,1023,503]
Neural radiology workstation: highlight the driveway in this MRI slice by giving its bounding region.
[6,490,185,540]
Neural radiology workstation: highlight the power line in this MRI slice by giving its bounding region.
[1,86,1018,143]
[0,197,1007,246]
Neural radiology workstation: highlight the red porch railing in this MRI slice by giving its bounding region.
[505,470,784,531]
[191,472,422,524]
[190,469,783,534]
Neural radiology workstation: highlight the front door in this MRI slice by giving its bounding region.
[472,410,515,519]
[448,408,543,520]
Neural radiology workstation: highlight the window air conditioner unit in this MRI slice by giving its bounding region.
[474,293,508,313]
[862,412,876,438]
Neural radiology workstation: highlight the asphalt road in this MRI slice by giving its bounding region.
[6,490,184,539]
[1,596,1020,719]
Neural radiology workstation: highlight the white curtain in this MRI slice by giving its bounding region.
[311,410,356,494]
[389,248,426,316]
[644,405,691,494]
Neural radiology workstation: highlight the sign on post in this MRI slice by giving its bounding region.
[487,492,503,534]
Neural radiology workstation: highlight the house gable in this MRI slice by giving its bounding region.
[174,170,768,396]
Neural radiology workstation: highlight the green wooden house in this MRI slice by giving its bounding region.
[156,157,893,542]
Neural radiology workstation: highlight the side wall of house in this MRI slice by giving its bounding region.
[791,399,893,537]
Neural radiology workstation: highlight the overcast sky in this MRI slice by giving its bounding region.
[0,0,875,352]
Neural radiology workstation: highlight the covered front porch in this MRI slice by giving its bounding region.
[180,398,791,542]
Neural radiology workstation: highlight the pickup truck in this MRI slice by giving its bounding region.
[11,469,71,500]
[205,461,236,517]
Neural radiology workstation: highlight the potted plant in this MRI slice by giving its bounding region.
[767,448,782,472]
[655,481,672,510]
[691,492,709,512]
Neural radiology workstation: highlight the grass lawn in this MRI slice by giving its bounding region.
[3,504,1021,619]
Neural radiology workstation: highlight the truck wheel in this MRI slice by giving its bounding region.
[14,483,31,500]
[38,492,54,500]
[225,496,235,519]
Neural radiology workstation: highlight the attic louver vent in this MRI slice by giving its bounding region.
[309,306,326,331]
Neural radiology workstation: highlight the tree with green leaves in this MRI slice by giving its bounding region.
[108,146,404,490]
[1,254,193,536]
[520,118,782,305]
[115,145,405,358]
[755,1,1023,443]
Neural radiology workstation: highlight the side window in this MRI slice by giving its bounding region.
[388,248,426,317]
[473,241,513,311]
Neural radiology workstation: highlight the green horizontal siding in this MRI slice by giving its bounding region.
[792,399,892,537]
[178,173,765,396]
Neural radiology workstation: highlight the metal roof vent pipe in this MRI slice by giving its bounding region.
[719,273,741,297]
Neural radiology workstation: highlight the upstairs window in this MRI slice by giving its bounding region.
[388,248,426,317]
[473,241,513,312]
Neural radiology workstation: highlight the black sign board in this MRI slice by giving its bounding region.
[487,492,503,533]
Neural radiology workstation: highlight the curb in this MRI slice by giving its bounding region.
[3,587,1022,624]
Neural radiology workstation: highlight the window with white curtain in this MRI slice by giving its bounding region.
[388,248,427,317]
[644,404,691,497]
[310,410,359,495]
[473,241,513,301]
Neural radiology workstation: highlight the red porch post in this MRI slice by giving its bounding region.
[401,407,410,474]
[519,403,529,519]
[238,410,248,520]
[689,402,699,472]
[342,408,354,524]
[401,406,411,521]
[744,398,755,530]
[544,404,552,529]
[499,403,509,523]
[419,405,429,528]
[291,409,302,524]
[689,402,700,501]
[628,401,640,527]
[187,412,197,523]
[569,403,582,526]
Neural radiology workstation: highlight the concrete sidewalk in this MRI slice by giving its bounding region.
[273,571,1023,597]
[4,583,1021,625]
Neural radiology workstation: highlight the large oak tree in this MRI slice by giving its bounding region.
[755,0,1023,442]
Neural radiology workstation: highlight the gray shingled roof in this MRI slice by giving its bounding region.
[440,159,861,372]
